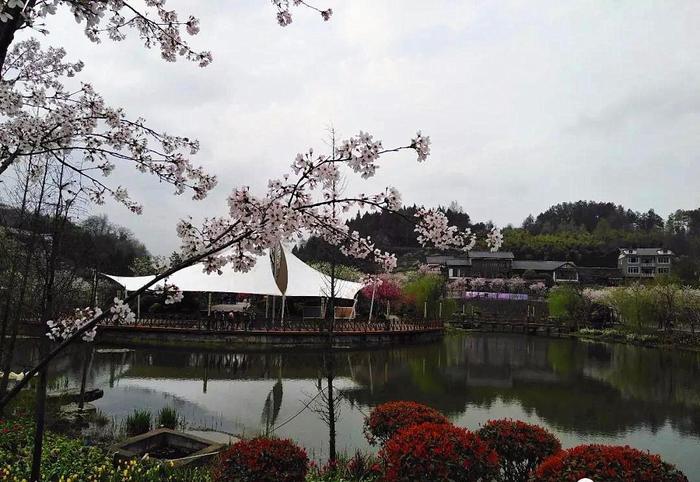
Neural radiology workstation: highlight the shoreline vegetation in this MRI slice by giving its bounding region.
[1,398,689,481]
[451,325,700,352]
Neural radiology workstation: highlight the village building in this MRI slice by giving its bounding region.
[618,248,674,279]
[426,251,515,278]
[511,260,579,283]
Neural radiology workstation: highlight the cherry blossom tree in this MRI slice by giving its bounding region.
[1,129,503,410]
[0,11,504,482]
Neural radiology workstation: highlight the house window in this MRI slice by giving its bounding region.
[627,266,639,274]
[628,257,639,264]
[657,267,670,274]
[657,256,670,264]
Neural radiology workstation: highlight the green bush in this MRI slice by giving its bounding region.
[156,406,179,429]
[125,409,151,436]
[403,274,444,318]
[547,286,583,322]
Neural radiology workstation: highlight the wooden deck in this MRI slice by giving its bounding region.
[449,316,571,336]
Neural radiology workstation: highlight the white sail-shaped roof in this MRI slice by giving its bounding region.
[102,274,157,292]
[103,251,282,296]
[281,245,363,300]
[102,246,363,300]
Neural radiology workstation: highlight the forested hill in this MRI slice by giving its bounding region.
[0,205,149,275]
[294,201,700,281]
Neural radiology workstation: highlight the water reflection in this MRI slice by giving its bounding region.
[17,333,700,477]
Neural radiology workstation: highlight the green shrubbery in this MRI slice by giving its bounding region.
[0,418,211,481]
[547,285,584,323]
[402,274,443,318]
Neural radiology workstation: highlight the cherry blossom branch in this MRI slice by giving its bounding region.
[0,39,217,210]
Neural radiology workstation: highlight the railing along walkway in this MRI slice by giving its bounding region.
[105,316,443,334]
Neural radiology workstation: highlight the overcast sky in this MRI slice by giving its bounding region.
[34,1,700,254]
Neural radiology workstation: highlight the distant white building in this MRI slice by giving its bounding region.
[618,248,673,278]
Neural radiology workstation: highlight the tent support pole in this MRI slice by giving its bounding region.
[137,295,141,321]
[272,296,276,324]
[207,293,212,317]
[265,296,269,319]
[281,295,286,327]
[368,284,376,322]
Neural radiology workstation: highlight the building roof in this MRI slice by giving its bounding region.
[426,251,515,265]
[619,247,674,257]
[467,251,515,260]
[103,246,363,299]
[512,260,575,272]
[425,255,471,266]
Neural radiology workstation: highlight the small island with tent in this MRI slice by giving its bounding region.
[92,244,442,348]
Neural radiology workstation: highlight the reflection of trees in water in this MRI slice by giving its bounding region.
[37,335,700,439]
[341,335,700,437]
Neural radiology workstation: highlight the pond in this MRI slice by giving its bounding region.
[19,332,700,479]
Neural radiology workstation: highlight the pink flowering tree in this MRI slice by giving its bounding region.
[529,282,547,296]
[470,277,487,291]
[489,278,506,292]
[508,277,527,292]
[361,274,402,321]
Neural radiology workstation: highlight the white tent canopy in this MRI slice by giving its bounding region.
[102,274,156,292]
[281,245,363,299]
[102,246,363,300]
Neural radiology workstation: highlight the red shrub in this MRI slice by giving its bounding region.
[380,422,500,482]
[363,401,449,445]
[477,419,561,481]
[213,437,309,482]
[533,444,688,482]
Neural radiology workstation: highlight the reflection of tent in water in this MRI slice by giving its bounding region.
[102,245,363,319]
[261,380,283,434]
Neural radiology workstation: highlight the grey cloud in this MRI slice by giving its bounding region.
[25,1,700,254]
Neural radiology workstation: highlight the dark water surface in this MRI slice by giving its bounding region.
[20,333,700,479]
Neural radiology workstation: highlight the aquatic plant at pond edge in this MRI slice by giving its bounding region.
[363,401,449,445]
[533,444,688,482]
[125,409,151,437]
[156,406,179,430]
[477,419,561,482]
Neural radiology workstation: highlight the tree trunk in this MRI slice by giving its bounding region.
[30,160,67,480]
[326,369,336,462]
[30,353,47,482]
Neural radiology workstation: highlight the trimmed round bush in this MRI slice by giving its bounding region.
[363,401,449,445]
[477,419,561,481]
[380,422,499,482]
[533,444,688,481]
[213,437,309,482]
